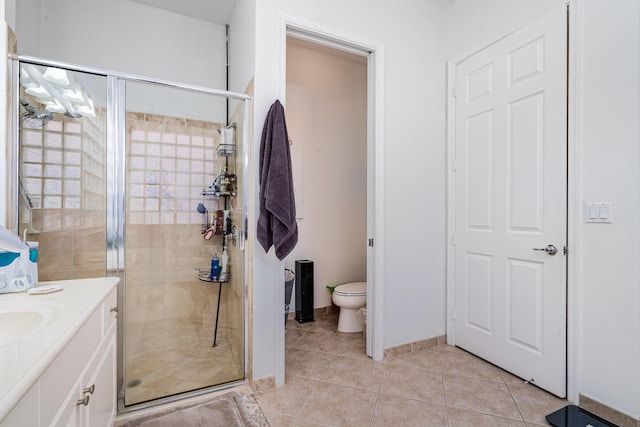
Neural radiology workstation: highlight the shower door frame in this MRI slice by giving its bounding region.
[11,55,252,412]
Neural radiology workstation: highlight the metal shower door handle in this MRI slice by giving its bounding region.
[533,244,558,255]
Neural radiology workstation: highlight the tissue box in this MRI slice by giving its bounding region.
[0,243,38,294]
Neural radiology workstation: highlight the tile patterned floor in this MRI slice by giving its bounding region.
[124,318,243,406]
[255,313,568,427]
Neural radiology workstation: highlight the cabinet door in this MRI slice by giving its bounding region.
[0,385,39,427]
[56,401,81,427]
[51,384,82,427]
[82,332,116,427]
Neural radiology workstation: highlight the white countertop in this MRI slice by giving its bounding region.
[0,277,119,422]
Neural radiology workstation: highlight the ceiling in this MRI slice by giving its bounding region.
[129,0,236,25]
[129,0,454,26]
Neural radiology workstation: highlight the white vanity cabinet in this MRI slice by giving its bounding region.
[52,288,118,427]
[53,333,116,427]
[0,278,119,427]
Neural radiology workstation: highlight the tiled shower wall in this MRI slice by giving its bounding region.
[21,111,244,352]
[21,111,107,281]
[124,113,243,352]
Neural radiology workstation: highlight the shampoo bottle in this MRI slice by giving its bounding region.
[209,252,220,281]
[221,247,229,275]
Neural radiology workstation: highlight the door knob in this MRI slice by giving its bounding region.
[533,244,558,255]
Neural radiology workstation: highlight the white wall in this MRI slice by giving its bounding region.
[15,0,228,122]
[228,0,255,94]
[284,38,368,310]
[3,0,13,29]
[446,0,640,419]
[1,0,9,228]
[577,0,639,418]
[445,0,560,58]
[14,0,38,55]
[252,0,448,379]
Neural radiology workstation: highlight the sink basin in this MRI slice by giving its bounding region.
[0,311,45,346]
[0,301,63,346]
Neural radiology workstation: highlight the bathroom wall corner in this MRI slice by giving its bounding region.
[579,394,640,427]
[251,376,275,395]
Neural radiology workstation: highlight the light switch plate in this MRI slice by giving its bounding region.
[585,202,613,223]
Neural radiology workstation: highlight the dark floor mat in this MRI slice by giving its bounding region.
[546,405,619,427]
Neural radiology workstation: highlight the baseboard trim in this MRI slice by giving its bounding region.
[287,305,339,321]
[251,376,276,394]
[579,394,640,427]
[383,335,447,359]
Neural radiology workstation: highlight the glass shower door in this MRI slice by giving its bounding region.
[122,81,246,406]
[17,63,108,282]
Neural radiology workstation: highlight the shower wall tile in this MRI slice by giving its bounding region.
[39,248,74,271]
[72,226,105,247]
[126,248,166,286]
[164,224,212,248]
[163,282,198,318]
[36,229,73,250]
[41,211,62,230]
[73,267,107,280]
[73,249,107,269]
[73,249,105,270]
[126,284,166,324]
[127,224,166,248]
[164,246,214,271]
[62,211,83,229]
[163,269,198,284]
[39,268,75,282]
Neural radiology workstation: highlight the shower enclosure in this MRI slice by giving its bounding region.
[11,57,250,410]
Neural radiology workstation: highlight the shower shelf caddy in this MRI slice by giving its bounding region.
[200,124,238,210]
[216,144,236,156]
[196,123,238,348]
[195,267,229,348]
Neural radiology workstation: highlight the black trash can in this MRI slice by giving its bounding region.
[284,268,295,326]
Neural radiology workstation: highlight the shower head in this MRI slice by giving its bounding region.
[20,98,36,114]
[19,99,53,128]
[20,109,53,128]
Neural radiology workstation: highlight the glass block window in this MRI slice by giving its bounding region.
[20,116,105,211]
[127,118,219,225]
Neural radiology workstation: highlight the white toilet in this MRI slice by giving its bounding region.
[332,282,367,333]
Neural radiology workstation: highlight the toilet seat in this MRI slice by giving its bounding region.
[334,282,366,297]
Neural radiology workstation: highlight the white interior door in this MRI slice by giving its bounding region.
[452,6,567,397]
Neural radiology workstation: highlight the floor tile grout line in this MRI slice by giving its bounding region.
[366,361,389,426]
[502,370,528,424]
[437,347,453,427]
[439,371,508,384]
[442,378,528,423]
[288,314,563,426]
[504,387,529,423]
[444,402,529,424]
[293,351,337,423]
[288,375,321,420]
[504,385,530,423]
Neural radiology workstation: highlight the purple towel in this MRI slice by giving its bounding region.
[257,100,298,260]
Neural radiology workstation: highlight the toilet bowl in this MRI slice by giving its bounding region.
[331,282,367,333]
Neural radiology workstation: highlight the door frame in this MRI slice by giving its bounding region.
[445,1,579,403]
[276,13,386,370]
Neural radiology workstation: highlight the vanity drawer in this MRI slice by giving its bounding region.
[40,308,101,424]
